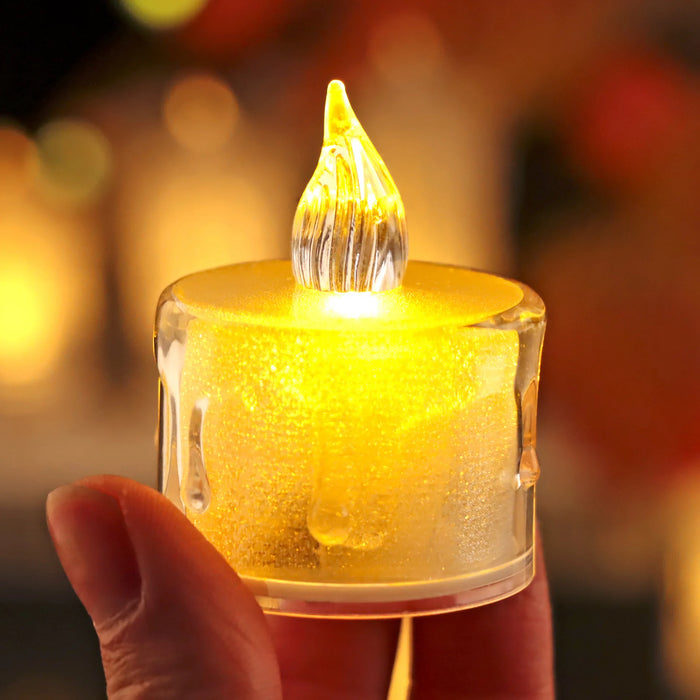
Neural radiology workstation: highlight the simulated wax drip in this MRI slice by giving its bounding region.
[186,397,211,513]
[292,80,408,292]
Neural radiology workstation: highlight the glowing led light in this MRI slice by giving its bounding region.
[154,80,546,618]
[163,73,238,153]
[324,291,382,319]
[119,0,207,29]
[34,119,112,206]
[292,80,408,292]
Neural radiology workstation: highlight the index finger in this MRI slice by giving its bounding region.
[266,615,400,700]
[411,531,554,699]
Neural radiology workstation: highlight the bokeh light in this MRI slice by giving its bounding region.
[566,50,694,188]
[33,119,112,206]
[172,0,300,61]
[356,78,510,272]
[0,123,38,202]
[0,214,98,388]
[1,118,102,392]
[663,482,700,698]
[117,144,281,348]
[119,0,207,29]
[163,73,238,153]
[0,261,52,384]
[369,12,447,84]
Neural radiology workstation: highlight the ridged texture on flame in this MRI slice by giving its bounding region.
[292,80,408,292]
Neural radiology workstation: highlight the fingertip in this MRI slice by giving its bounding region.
[65,476,282,698]
[268,616,401,699]
[46,484,141,625]
[75,475,248,598]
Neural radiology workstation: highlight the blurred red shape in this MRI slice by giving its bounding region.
[566,49,696,189]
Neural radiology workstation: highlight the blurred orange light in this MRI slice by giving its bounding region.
[0,223,82,387]
[0,123,38,202]
[0,262,51,383]
[34,119,112,207]
[663,481,700,698]
[163,73,238,153]
[369,12,447,84]
[118,161,273,347]
[1,183,101,390]
[119,0,207,29]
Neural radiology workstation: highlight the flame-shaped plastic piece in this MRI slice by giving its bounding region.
[292,80,408,292]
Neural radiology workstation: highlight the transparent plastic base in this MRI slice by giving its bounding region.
[249,548,534,619]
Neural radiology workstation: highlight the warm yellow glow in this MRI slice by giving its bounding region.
[0,196,101,388]
[120,166,271,347]
[0,240,75,386]
[115,98,292,354]
[324,291,382,319]
[159,262,537,587]
[175,261,523,331]
[33,119,112,206]
[663,481,700,698]
[292,80,408,292]
[163,73,238,153]
[155,77,547,615]
[119,0,207,28]
[0,264,50,379]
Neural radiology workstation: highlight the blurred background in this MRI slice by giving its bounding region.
[0,0,698,697]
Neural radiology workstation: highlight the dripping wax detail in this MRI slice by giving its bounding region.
[185,396,212,514]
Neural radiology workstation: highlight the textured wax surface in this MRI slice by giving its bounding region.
[159,261,526,585]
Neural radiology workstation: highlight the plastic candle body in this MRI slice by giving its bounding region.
[156,261,544,616]
[155,80,545,616]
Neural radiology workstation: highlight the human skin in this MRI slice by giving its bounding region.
[47,475,554,699]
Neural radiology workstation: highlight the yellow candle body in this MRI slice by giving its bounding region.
[156,260,545,616]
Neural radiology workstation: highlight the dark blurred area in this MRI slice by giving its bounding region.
[1,1,698,697]
[0,1,118,123]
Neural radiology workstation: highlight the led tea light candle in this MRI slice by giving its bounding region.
[156,81,545,617]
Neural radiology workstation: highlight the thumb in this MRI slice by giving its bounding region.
[47,475,281,699]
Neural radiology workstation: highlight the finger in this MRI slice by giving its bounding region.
[47,476,281,699]
[267,615,401,700]
[411,533,554,699]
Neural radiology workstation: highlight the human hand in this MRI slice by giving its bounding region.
[47,476,554,699]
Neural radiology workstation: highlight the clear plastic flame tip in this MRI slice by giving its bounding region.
[292,80,408,292]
